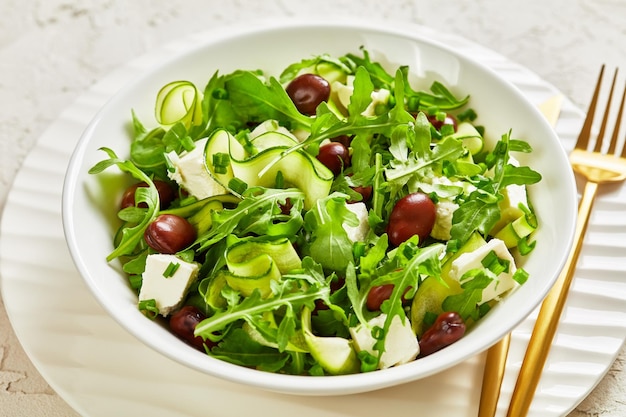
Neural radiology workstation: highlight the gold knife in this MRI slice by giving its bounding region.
[476,94,563,417]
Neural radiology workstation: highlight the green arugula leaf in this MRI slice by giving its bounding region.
[384,136,465,186]
[442,270,493,321]
[194,280,328,341]
[279,54,353,84]
[195,187,304,251]
[210,327,290,371]
[345,48,394,89]
[450,196,501,245]
[401,66,470,111]
[499,165,542,188]
[303,193,356,273]
[223,70,312,128]
[88,148,159,261]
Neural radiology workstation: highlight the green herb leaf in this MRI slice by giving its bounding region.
[224,70,312,128]
[303,194,356,273]
[89,148,159,262]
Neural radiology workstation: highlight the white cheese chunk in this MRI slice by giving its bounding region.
[491,183,530,235]
[166,137,226,199]
[448,238,518,304]
[333,77,390,117]
[430,201,459,241]
[342,202,370,242]
[138,254,199,316]
[362,88,391,117]
[350,313,419,369]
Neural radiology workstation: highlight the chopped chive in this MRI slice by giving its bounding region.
[212,152,230,174]
[481,250,510,275]
[163,261,180,278]
[129,274,142,290]
[181,136,196,152]
[228,177,248,195]
[512,268,529,285]
[138,299,159,319]
[517,236,536,256]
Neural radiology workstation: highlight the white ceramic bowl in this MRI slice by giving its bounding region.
[62,20,577,395]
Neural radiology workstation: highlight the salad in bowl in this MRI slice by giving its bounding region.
[88,48,541,376]
[63,21,577,395]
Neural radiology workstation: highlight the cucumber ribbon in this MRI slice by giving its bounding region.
[203,129,333,209]
[224,237,302,298]
[155,80,204,129]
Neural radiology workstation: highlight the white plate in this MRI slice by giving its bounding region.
[2,21,625,417]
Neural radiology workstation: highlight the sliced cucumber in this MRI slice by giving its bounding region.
[203,129,333,209]
[448,122,484,155]
[187,199,223,235]
[494,214,537,248]
[301,307,360,375]
[223,237,301,298]
[155,80,203,129]
[197,271,229,312]
[250,129,299,151]
[243,321,309,353]
[410,232,486,336]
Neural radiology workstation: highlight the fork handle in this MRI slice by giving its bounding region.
[506,180,599,417]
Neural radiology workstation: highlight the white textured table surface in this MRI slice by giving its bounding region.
[1,1,625,416]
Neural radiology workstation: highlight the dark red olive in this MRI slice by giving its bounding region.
[169,305,212,351]
[286,73,330,116]
[387,192,436,247]
[427,114,458,132]
[120,180,176,210]
[331,135,352,147]
[316,142,350,176]
[144,214,197,254]
[418,311,466,357]
[366,284,412,311]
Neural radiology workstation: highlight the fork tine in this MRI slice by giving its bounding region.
[576,65,605,150]
[612,79,626,156]
[593,68,619,152]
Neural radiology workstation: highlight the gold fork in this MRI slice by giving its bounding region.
[505,65,626,417]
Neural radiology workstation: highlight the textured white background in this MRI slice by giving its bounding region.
[1,0,625,416]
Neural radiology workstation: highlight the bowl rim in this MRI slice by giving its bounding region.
[62,18,578,395]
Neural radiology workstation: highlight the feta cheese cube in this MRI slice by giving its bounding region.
[430,201,459,241]
[166,137,227,199]
[350,313,419,369]
[138,254,199,316]
[448,238,518,304]
[333,76,390,117]
[342,202,370,242]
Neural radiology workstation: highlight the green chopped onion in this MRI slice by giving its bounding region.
[129,274,142,290]
[138,299,159,319]
[212,152,230,174]
[481,250,510,275]
[517,236,537,256]
[228,177,248,195]
[163,261,180,278]
[181,136,196,152]
[512,268,529,285]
